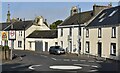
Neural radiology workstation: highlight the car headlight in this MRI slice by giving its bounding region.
[57,50,60,54]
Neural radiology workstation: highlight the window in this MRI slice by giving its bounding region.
[98,28,102,38]
[112,27,116,38]
[30,42,32,48]
[55,42,58,46]
[99,17,105,22]
[18,41,22,48]
[109,10,118,17]
[86,29,89,38]
[61,28,63,37]
[86,41,90,53]
[69,28,72,36]
[19,31,22,36]
[99,13,106,19]
[110,43,116,56]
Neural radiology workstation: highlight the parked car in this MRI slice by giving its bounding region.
[49,46,65,55]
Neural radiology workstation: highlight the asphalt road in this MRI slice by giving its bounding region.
[1,50,120,73]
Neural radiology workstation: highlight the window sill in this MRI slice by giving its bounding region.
[110,54,116,56]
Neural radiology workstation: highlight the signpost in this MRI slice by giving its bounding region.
[8,30,16,60]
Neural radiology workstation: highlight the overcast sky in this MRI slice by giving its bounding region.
[2,2,118,24]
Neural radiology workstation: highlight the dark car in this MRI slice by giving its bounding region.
[49,46,65,55]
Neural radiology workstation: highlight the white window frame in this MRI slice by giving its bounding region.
[112,27,116,38]
[98,28,102,38]
[61,28,63,37]
[109,9,118,17]
[18,41,22,48]
[86,42,89,53]
[86,29,89,37]
[110,43,116,56]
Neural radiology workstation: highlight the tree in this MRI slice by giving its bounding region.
[50,20,63,29]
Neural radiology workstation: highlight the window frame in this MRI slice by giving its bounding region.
[98,28,102,38]
[18,41,22,48]
[112,27,116,38]
[110,43,116,56]
[86,29,89,38]
[61,28,63,37]
[86,41,90,53]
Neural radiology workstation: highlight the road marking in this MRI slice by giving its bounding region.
[11,64,29,69]
[91,65,99,68]
[51,57,57,61]
[49,65,82,70]
[80,60,86,62]
[96,61,103,63]
[63,59,70,61]
[29,65,41,70]
[88,60,95,63]
[74,64,90,67]
[88,69,98,72]
[41,55,47,58]
[72,59,78,62]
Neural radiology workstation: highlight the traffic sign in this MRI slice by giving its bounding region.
[9,30,16,40]
[2,31,8,41]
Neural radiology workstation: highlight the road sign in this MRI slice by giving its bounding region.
[2,31,8,41]
[9,30,16,40]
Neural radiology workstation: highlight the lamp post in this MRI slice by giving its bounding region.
[77,7,81,56]
[23,18,25,50]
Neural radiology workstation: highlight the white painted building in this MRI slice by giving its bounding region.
[26,30,58,52]
[57,5,110,54]
[0,16,50,51]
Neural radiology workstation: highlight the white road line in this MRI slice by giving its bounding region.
[80,60,86,62]
[74,64,90,67]
[88,60,95,63]
[49,66,82,70]
[11,64,28,69]
[63,59,70,61]
[91,65,99,68]
[72,60,78,62]
[51,57,57,61]
[96,61,103,63]
[88,69,98,72]
[29,65,41,70]
[41,55,47,58]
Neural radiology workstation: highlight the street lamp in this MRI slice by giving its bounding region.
[23,18,25,50]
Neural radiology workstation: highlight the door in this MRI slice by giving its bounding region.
[35,41,43,52]
[98,42,102,57]
[70,41,72,53]
[45,42,48,51]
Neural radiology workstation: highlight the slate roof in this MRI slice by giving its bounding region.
[27,30,58,39]
[0,20,33,31]
[59,11,94,26]
[86,6,120,28]
[0,22,11,31]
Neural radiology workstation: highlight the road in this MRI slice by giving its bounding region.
[1,50,120,73]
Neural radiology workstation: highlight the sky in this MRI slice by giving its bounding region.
[1,2,118,24]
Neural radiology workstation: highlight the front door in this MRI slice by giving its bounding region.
[70,41,72,53]
[45,42,48,51]
[98,42,102,57]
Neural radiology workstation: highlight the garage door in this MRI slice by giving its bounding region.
[35,41,43,52]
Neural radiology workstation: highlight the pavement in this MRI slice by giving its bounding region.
[1,50,120,73]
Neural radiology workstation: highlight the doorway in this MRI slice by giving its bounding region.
[98,42,102,57]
